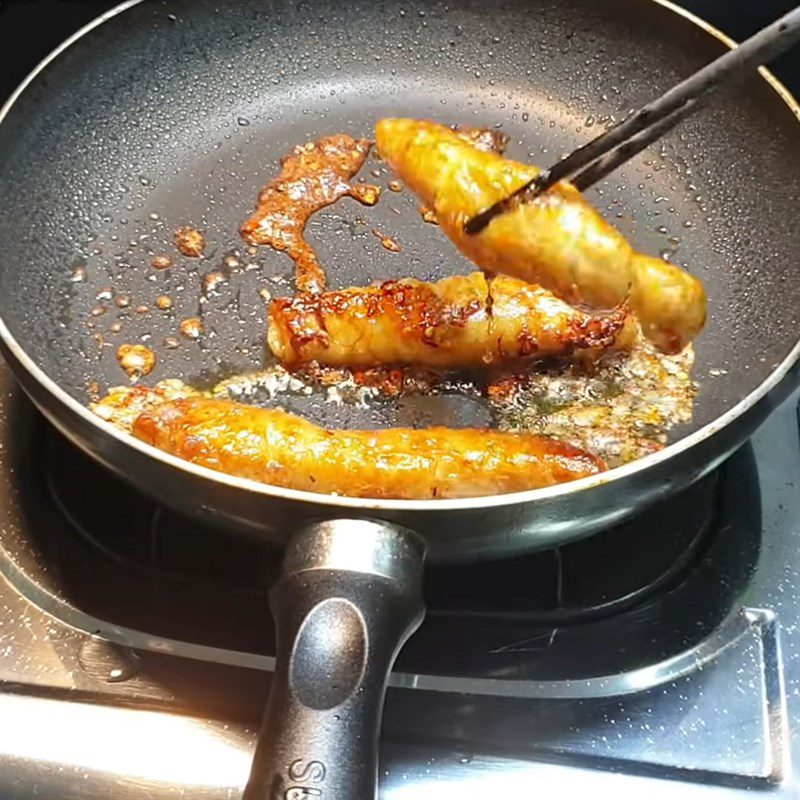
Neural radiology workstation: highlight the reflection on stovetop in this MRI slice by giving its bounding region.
[1,365,798,795]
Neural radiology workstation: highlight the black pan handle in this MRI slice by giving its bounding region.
[243,519,426,800]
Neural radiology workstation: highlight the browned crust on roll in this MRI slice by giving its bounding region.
[267,272,636,369]
[132,396,605,499]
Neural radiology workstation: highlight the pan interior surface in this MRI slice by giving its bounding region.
[0,0,798,438]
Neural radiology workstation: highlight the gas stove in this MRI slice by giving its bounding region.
[2,363,799,799]
[2,2,800,798]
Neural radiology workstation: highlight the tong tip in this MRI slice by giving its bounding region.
[463,210,493,236]
[464,174,544,235]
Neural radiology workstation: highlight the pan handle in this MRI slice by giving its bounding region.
[243,519,426,800]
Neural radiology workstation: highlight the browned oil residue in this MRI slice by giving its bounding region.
[91,379,195,429]
[180,317,204,340]
[109,322,124,334]
[295,362,443,400]
[151,255,172,270]
[202,271,227,295]
[90,305,107,317]
[351,366,437,398]
[164,336,180,349]
[491,337,696,466]
[419,206,438,224]
[135,304,149,315]
[174,227,206,258]
[239,134,381,293]
[156,295,173,310]
[388,180,403,193]
[117,343,156,379]
[372,229,402,252]
[114,294,131,309]
[70,265,87,282]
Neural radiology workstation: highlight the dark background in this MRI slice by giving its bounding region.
[1,0,799,103]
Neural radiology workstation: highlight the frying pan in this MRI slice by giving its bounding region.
[0,0,799,796]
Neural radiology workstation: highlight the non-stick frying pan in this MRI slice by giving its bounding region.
[1,0,799,796]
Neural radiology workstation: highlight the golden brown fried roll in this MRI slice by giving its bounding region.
[132,396,605,498]
[268,272,636,369]
[375,118,707,354]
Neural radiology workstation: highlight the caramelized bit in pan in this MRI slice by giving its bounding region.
[375,118,706,353]
[296,362,443,398]
[202,270,227,296]
[179,317,204,340]
[129,395,604,498]
[372,229,402,252]
[349,366,431,397]
[240,134,381,293]
[116,344,157,380]
[91,379,197,430]
[151,255,172,270]
[419,205,438,224]
[268,272,636,369]
[174,227,206,258]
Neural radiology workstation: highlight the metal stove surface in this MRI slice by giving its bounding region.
[1,351,799,798]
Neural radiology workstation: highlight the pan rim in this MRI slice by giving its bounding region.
[0,0,798,513]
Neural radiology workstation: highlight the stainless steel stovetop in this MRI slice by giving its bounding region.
[1,353,798,798]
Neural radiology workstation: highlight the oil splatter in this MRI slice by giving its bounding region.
[372,229,402,252]
[491,333,696,466]
[174,227,206,258]
[151,255,172,270]
[117,344,156,379]
[419,206,438,224]
[179,317,204,340]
